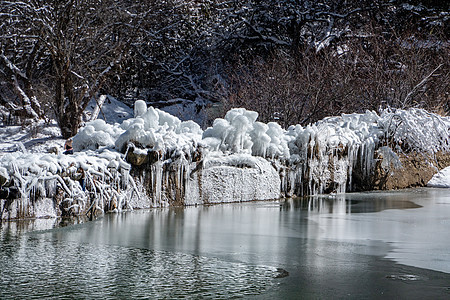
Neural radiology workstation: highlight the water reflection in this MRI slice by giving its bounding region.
[300,189,450,274]
[1,188,449,299]
[0,218,280,299]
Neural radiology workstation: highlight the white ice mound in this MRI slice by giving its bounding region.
[202,107,292,158]
[287,110,383,162]
[134,99,148,118]
[114,102,202,154]
[73,119,123,151]
[75,101,203,155]
[428,166,450,188]
[201,107,390,164]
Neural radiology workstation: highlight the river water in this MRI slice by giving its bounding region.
[1,188,450,299]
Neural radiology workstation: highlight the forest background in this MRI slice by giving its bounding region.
[0,0,448,138]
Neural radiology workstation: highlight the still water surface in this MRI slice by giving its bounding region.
[1,188,450,299]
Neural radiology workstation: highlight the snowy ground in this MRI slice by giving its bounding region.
[0,96,133,155]
[83,95,134,125]
[0,120,64,154]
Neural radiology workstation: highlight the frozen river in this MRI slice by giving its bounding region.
[1,188,450,298]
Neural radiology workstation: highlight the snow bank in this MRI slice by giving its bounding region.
[202,107,450,161]
[0,120,62,154]
[201,106,449,195]
[427,166,450,188]
[201,107,385,194]
[74,101,449,196]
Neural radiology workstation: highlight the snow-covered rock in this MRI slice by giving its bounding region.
[428,166,450,188]
[193,154,280,204]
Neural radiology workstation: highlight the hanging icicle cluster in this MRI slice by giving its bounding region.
[0,149,140,220]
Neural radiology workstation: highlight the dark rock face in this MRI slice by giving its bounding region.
[371,151,450,190]
[125,148,149,166]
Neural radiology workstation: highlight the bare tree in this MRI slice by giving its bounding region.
[225,19,449,127]
[0,1,45,124]
[0,0,135,137]
[1,0,447,133]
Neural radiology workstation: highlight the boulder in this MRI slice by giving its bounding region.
[372,151,450,190]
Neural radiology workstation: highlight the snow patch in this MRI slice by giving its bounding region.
[428,167,450,188]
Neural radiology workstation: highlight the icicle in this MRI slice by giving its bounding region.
[150,161,163,206]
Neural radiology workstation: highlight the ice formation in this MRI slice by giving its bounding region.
[1,99,449,220]
[114,101,202,155]
[73,119,122,151]
[0,149,136,219]
[202,106,449,195]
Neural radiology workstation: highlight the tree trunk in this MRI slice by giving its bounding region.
[55,78,82,139]
[57,102,82,139]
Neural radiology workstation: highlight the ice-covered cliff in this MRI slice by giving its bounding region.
[1,100,449,220]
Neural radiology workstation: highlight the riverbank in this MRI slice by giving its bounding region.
[1,100,449,220]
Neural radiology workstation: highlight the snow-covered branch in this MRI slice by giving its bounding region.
[402,64,443,108]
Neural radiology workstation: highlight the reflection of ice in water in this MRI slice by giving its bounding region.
[308,195,348,214]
